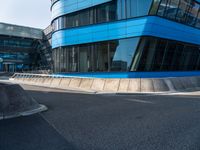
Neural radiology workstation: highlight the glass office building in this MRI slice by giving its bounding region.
[51,0,200,74]
[0,22,52,72]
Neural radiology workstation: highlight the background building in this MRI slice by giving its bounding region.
[51,0,200,75]
[0,22,52,72]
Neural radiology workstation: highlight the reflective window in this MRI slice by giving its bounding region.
[110,38,140,71]
[52,0,153,31]
[52,37,140,72]
[151,0,200,28]
[186,3,199,25]
[150,0,161,15]
[95,42,109,71]
[0,38,33,48]
[69,47,78,72]
[157,0,168,16]
[176,0,188,22]
[131,37,200,71]
[165,0,180,20]
[195,10,200,27]
[53,36,200,73]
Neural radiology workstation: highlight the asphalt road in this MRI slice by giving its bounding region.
[1,84,200,150]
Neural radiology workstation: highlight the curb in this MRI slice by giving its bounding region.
[1,104,48,120]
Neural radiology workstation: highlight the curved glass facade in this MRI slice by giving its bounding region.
[52,0,153,31]
[51,0,200,74]
[131,37,200,71]
[53,36,200,73]
[53,38,139,72]
[150,0,200,28]
[51,0,59,5]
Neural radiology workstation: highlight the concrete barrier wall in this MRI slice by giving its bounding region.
[118,79,130,92]
[59,78,71,89]
[50,78,62,88]
[10,73,200,93]
[91,79,105,91]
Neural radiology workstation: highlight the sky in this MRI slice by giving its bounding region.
[0,0,51,29]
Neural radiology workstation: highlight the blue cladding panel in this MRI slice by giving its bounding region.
[53,71,200,78]
[52,0,112,20]
[52,16,200,48]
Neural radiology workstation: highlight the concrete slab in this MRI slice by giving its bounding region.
[118,79,130,92]
[103,79,120,92]
[164,79,176,92]
[42,77,53,86]
[69,78,82,88]
[180,77,194,89]
[9,73,200,93]
[28,75,34,83]
[18,75,25,82]
[79,78,94,89]
[24,75,32,84]
[141,79,154,92]
[127,79,140,92]
[50,78,62,88]
[197,76,200,84]
[190,77,199,88]
[59,78,71,89]
[27,76,33,83]
[30,76,38,85]
[91,79,105,91]
[153,79,169,92]
[170,78,185,91]
[36,77,45,86]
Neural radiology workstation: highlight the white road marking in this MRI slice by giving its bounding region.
[125,99,154,104]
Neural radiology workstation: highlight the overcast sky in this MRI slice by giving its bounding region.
[0,0,51,29]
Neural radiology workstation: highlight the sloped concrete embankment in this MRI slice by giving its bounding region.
[0,83,47,120]
[10,73,200,93]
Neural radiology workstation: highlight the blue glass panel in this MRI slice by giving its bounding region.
[111,38,140,71]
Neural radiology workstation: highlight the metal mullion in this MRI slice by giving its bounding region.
[163,0,170,16]
[175,0,181,20]
[186,3,193,22]
[194,5,200,26]
[196,53,200,70]
[166,0,172,17]
[156,0,164,15]
[77,46,80,72]
[160,40,169,71]
[184,1,192,22]
[107,42,110,72]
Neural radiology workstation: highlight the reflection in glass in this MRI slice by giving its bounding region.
[52,37,140,73]
[110,38,139,71]
[152,0,200,28]
[131,37,200,72]
[52,0,152,31]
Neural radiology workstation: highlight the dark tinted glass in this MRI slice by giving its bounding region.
[131,37,200,71]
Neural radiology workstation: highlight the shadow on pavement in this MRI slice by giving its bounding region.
[0,114,76,150]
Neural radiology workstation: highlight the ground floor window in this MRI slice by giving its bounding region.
[53,36,200,73]
[52,38,140,72]
[131,37,200,71]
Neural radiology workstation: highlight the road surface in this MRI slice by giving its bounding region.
[1,84,200,150]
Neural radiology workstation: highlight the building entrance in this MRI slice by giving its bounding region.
[2,63,16,72]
